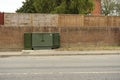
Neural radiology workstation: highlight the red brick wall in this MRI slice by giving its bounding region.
[0,26,120,50]
[92,0,101,15]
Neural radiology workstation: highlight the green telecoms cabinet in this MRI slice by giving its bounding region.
[32,33,60,50]
[24,32,60,50]
[24,33,32,50]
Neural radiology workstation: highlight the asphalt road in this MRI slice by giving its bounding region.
[0,55,120,80]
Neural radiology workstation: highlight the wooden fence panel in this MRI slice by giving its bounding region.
[108,16,120,27]
[32,14,58,27]
[84,16,107,27]
[58,14,84,27]
[4,13,58,27]
[3,13,120,27]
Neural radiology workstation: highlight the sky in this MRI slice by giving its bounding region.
[0,0,25,13]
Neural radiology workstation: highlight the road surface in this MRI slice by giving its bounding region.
[0,55,120,80]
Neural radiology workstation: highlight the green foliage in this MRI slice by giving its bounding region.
[16,0,94,14]
[16,0,36,13]
[116,1,120,15]
[102,0,116,15]
[102,0,120,16]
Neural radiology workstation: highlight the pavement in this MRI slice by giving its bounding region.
[0,50,120,57]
